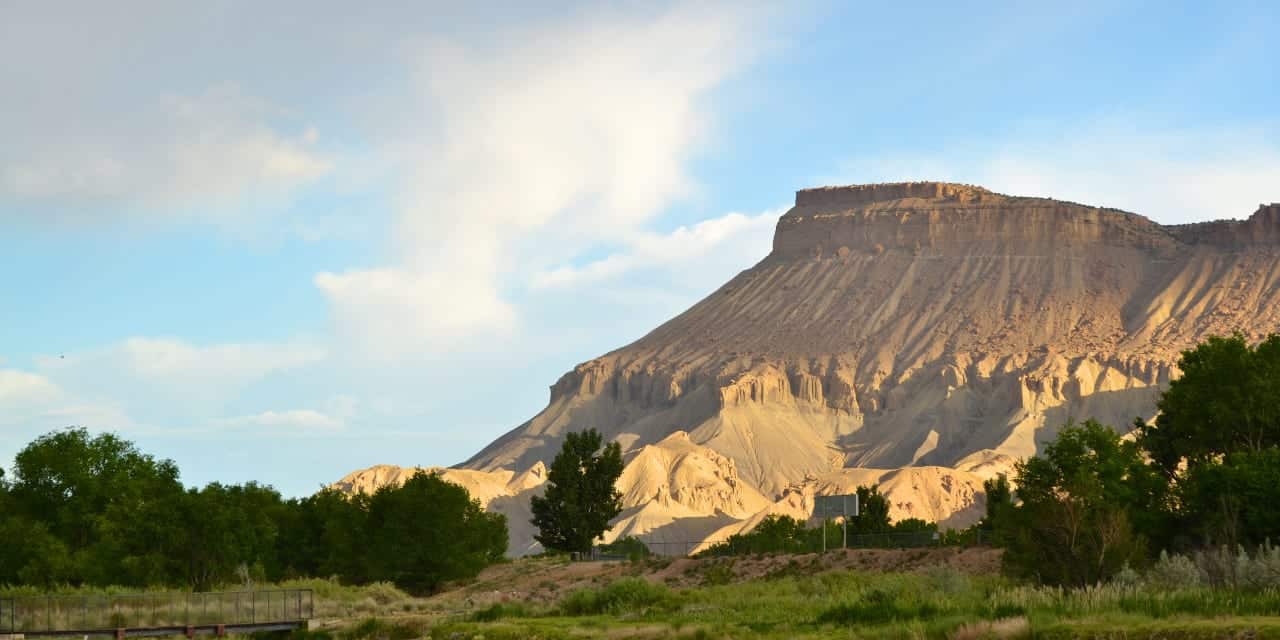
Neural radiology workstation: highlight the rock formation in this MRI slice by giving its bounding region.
[338,182,1280,554]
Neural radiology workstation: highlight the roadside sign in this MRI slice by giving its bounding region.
[813,493,859,519]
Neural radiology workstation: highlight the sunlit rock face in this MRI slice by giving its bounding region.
[341,183,1280,554]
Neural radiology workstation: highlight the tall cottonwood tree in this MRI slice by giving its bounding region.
[530,429,624,553]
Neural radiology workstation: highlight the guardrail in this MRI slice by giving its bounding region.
[0,588,312,637]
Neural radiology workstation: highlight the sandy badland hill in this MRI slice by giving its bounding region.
[336,182,1280,555]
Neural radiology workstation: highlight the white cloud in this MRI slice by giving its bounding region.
[315,268,516,358]
[533,209,781,290]
[316,4,766,356]
[839,121,1280,225]
[3,84,332,219]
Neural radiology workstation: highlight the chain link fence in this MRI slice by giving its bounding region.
[576,529,996,560]
[0,588,312,635]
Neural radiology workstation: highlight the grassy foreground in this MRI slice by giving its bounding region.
[416,564,1280,639]
[10,558,1280,639]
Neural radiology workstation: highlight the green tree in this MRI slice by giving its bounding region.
[847,485,891,534]
[366,471,507,594]
[1141,333,1280,478]
[980,473,1014,544]
[982,474,1012,525]
[999,420,1157,586]
[530,429,624,553]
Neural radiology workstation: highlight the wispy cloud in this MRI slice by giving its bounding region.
[316,3,769,357]
[2,84,331,220]
[532,209,780,290]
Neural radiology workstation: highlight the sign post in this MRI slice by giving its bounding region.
[813,494,860,552]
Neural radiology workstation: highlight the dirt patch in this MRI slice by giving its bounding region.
[428,547,1002,611]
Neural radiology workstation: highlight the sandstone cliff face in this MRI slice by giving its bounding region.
[341,183,1280,554]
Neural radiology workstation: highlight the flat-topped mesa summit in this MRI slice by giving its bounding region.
[342,181,1280,555]
[794,181,993,206]
[775,182,1280,258]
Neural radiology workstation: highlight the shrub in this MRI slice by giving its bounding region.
[816,588,941,626]
[361,582,411,606]
[1237,540,1280,589]
[558,578,676,616]
[700,560,735,586]
[1184,542,1280,589]
[1110,563,1141,588]
[1145,551,1202,589]
[470,602,533,622]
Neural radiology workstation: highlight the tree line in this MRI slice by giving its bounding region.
[0,430,506,594]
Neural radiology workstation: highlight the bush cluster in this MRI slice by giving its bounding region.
[1130,543,1280,590]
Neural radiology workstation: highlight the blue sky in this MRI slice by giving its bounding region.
[2,1,1278,496]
